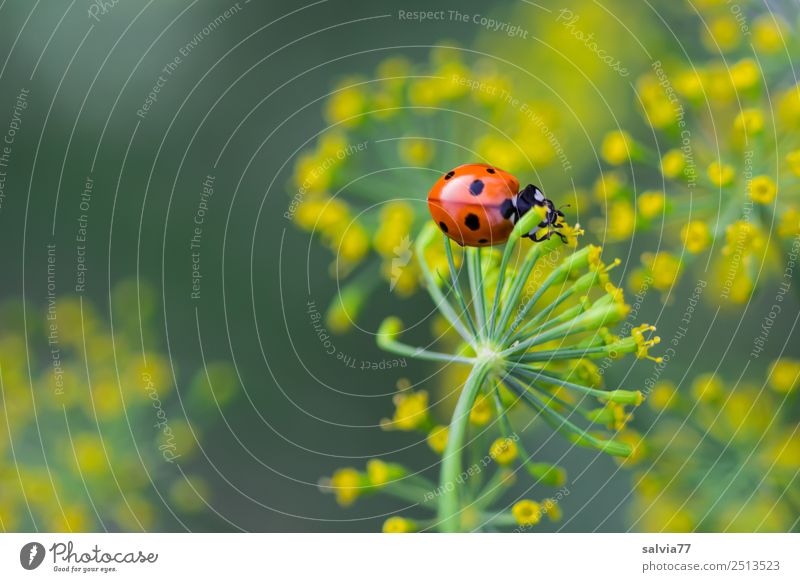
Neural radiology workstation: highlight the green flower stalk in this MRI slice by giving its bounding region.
[322,212,659,532]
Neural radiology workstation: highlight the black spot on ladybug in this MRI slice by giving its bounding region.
[486,168,496,174]
[439,221,448,233]
[469,180,484,196]
[465,213,480,231]
[444,171,455,180]
[478,238,488,244]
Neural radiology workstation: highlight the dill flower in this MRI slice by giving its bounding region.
[0,281,236,532]
[660,149,685,178]
[768,358,800,393]
[633,371,798,532]
[648,381,677,411]
[512,500,542,526]
[707,161,735,187]
[637,191,665,220]
[752,15,790,54]
[288,46,566,329]
[383,516,418,533]
[325,212,655,532]
[601,130,637,165]
[681,221,712,254]
[787,150,800,176]
[589,16,800,302]
[703,14,742,52]
[748,175,778,204]
[690,373,723,402]
[382,390,432,431]
[489,438,519,466]
[328,467,368,507]
[734,109,764,135]
[427,425,449,454]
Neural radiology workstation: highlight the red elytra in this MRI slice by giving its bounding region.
[427,163,520,247]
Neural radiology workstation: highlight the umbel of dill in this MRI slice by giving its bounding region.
[374,209,660,532]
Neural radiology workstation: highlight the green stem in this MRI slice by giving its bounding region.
[382,481,438,508]
[438,361,492,532]
[378,336,477,364]
[467,248,487,340]
[493,245,544,338]
[443,237,479,338]
[415,224,476,347]
[488,238,518,338]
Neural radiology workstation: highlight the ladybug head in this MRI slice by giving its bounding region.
[513,184,568,243]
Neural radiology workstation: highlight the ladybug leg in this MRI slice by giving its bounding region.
[529,229,568,244]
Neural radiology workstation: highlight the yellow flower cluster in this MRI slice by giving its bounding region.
[634,368,798,532]
[593,17,799,303]
[0,282,235,531]
[289,46,565,330]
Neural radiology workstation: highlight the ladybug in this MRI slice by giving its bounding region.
[427,163,566,247]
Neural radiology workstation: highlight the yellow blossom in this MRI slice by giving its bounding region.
[730,58,760,91]
[324,79,367,126]
[541,498,562,522]
[399,138,434,166]
[606,200,636,241]
[474,135,523,173]
[593,171,626,201]
[469,394,492,426]
[630,324,662,362]
[674,69,705,100]
[642,251,683,291]
[768,359,800,393]
[723,220,764,256]
[382,516,417,533]
[748,175,777,204]
[778,84,800,126]
[427,425,449,454]
[489,438,518,465]
[377,56,411,88]
[601,130,635,165]
[752,15,789,54]
[703,15,741,52]
[512,499,542,526]
[734,109,764,135]
[778,207,800,238]
[336,223,370,263]
[660,149,685,179]
[681,221,711,254]
[637,191,665,219]
[386,390,430,431]
[615,430,645,465]
[786,151,800,176]
[648,381,677,410]
[691,373,723,402]
[73,434,107,476]
[328,467,365,507]
[707,161,735,186]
